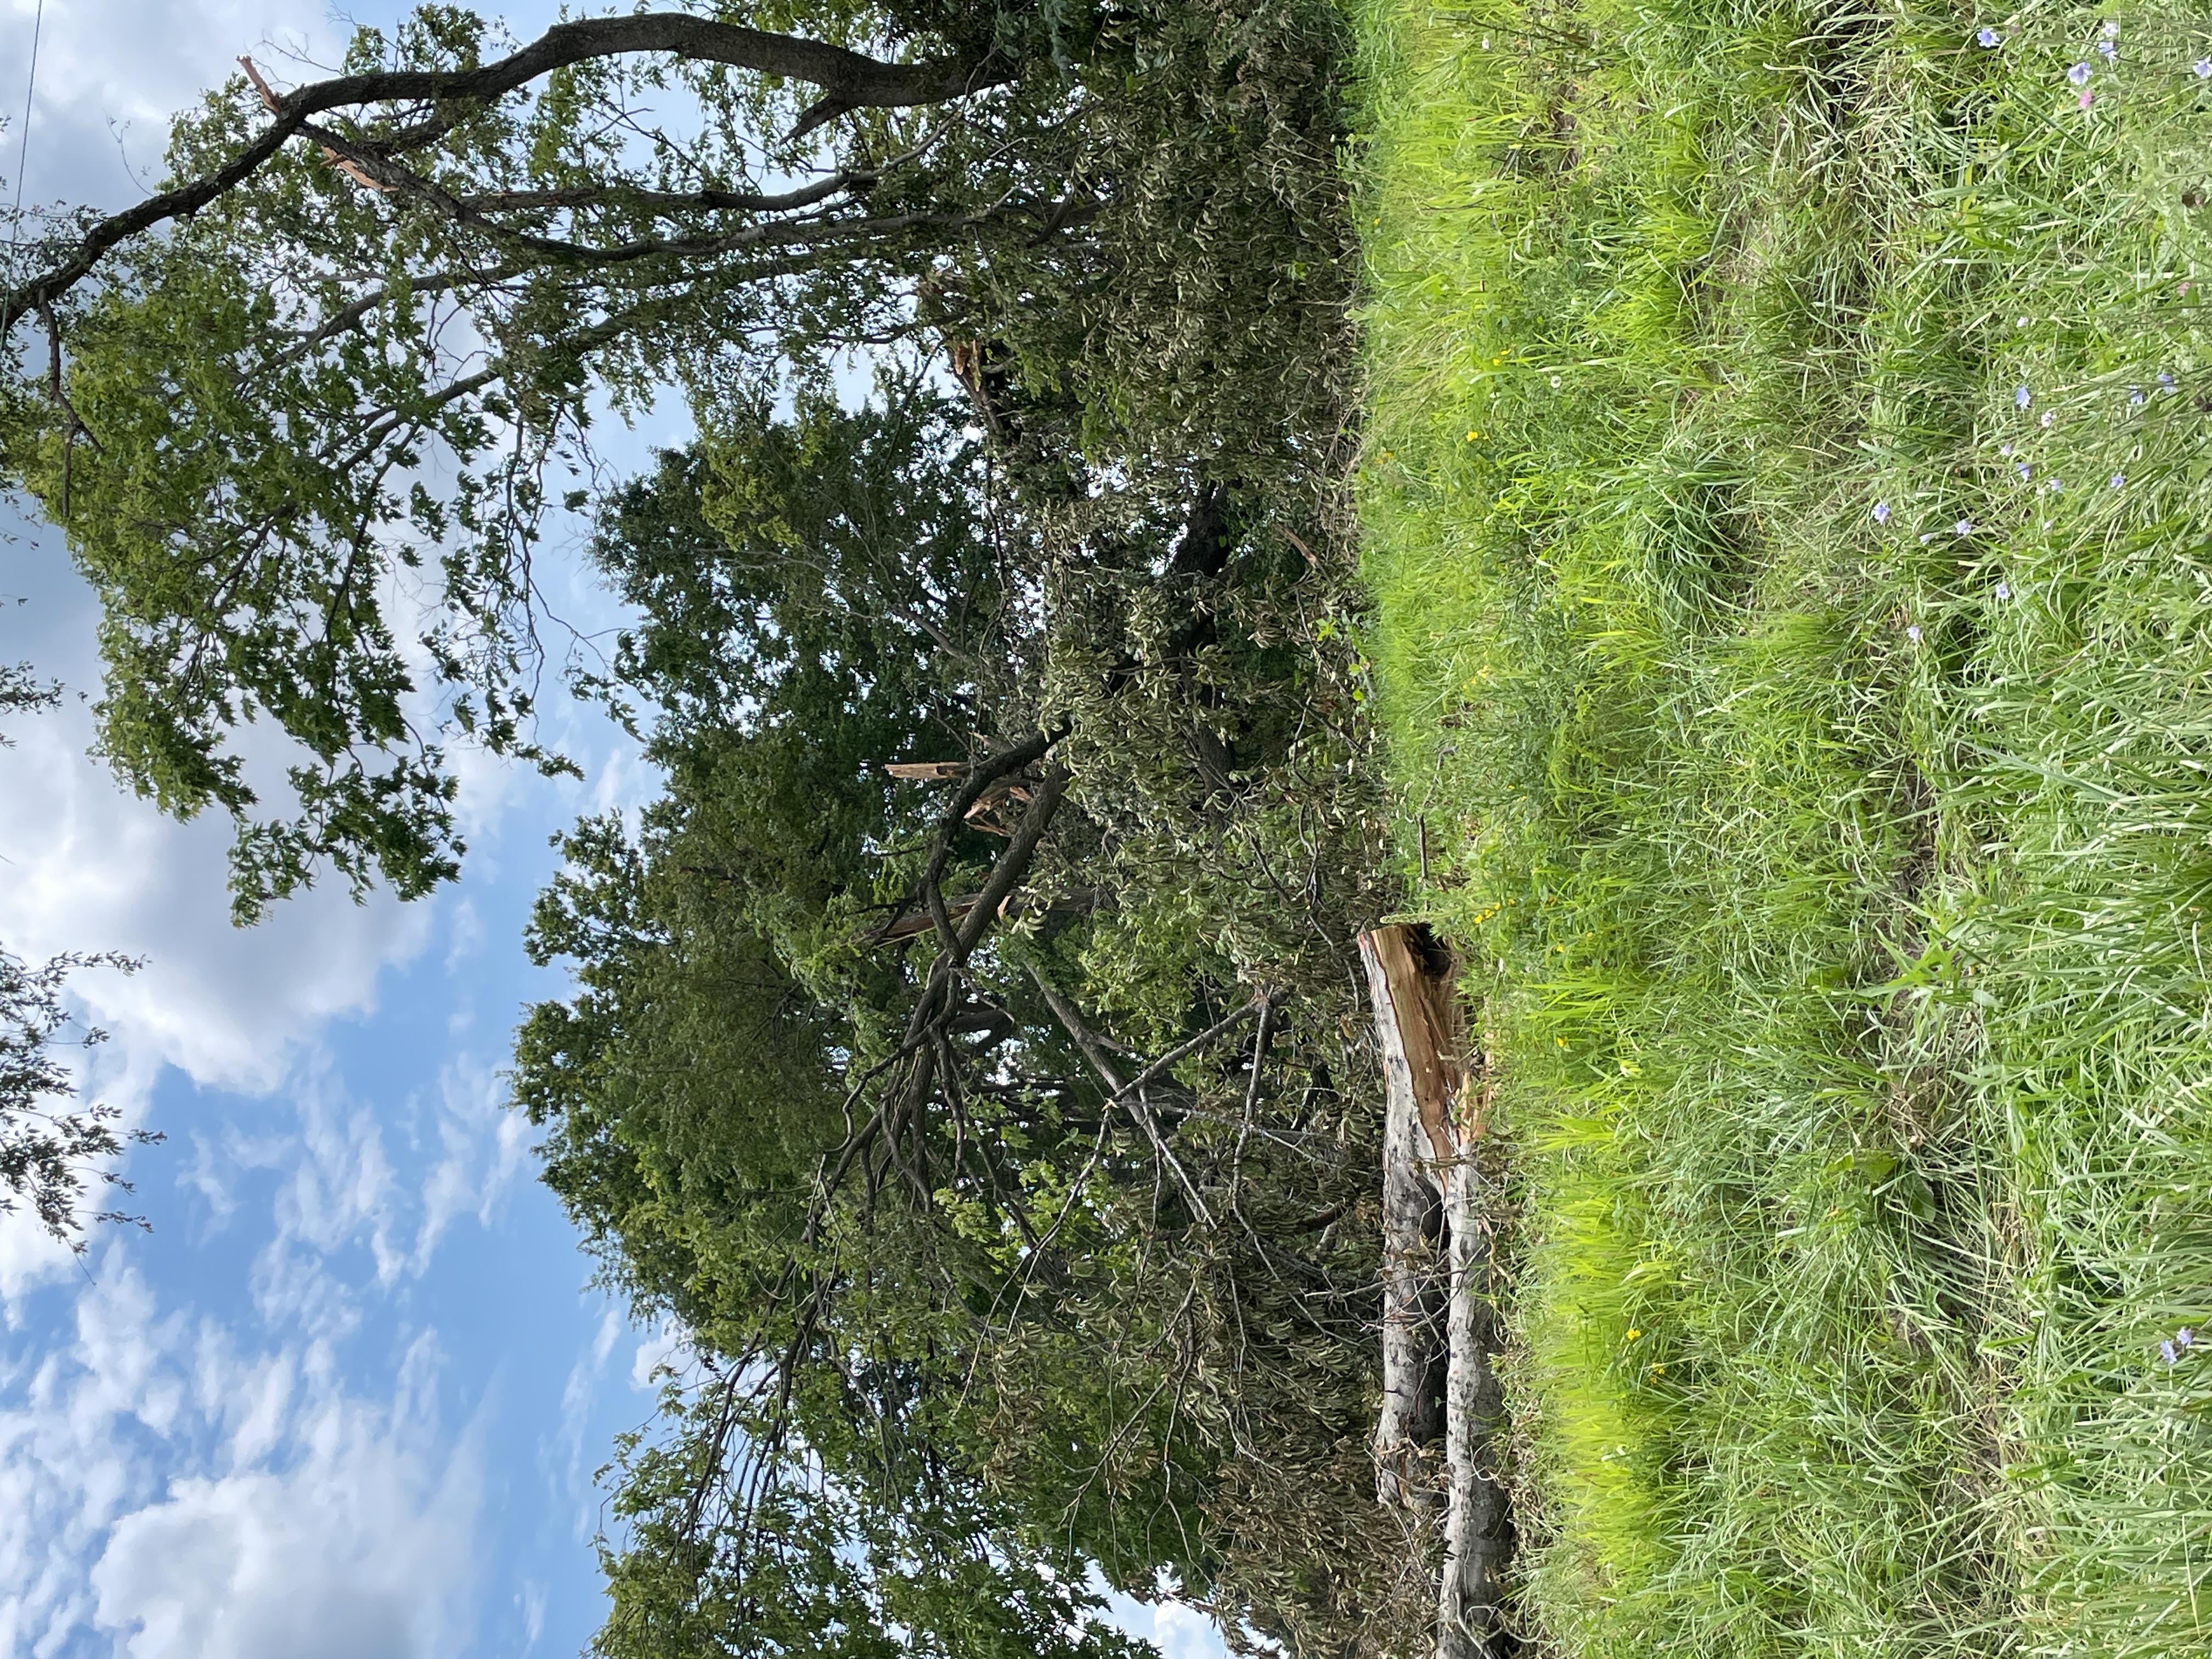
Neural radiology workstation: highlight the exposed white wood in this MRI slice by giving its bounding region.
[1361,926,1444,1510]
[1435,1145,1506,1659]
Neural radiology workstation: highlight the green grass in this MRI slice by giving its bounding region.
[1353,3,2212,1654]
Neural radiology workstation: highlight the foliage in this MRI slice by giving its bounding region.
[1357,1,2212,1654]
[514,361,1417,1653]
[0,0,1357,921]
[0,0,1410,1645]
[0,946,154,1246]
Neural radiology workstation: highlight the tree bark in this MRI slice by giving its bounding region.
[1361,925,1445,1509]
[1361,923,1511,1655]
[1436,1142,1508,1659]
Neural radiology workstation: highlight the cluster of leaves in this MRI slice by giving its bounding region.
[515,359,1415,1654]
[0,0,1360,923]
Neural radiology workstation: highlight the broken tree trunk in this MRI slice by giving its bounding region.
[1436,1101,1507,1659]
[1358,923,1510,1658]
[1361,924,1449,1509]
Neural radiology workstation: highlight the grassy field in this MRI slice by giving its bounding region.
[1354,3,2212,1653]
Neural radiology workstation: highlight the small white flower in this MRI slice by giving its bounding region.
[1956,518,1976,535]
[1919,532,1936,544]
[2101,19,2119,38]
[2046,477,2064,492]
[2000,442,2014,456]
[2017,317,2031,328]
[2040,410,2055,427]
[1906,624,1923,642]
[1549,375,1561,387]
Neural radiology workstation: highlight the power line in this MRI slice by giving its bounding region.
[11,0,44,240]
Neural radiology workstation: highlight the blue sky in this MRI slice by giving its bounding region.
[0,4,1232,1655]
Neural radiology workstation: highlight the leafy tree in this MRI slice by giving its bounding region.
[0,0,1353,919]
[0,0,1409,1646]
[514,390,1411,1657]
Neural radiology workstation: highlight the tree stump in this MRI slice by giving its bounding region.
[1358,923,1509,1659]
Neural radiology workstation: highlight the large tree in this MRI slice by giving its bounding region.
[0,0,1351,918]
[513,387,1405,1657]
[0,3,1409,1649]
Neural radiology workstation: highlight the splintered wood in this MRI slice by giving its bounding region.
[1358,923,1505,1659]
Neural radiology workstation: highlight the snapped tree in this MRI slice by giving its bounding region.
[0,3,1417,1651]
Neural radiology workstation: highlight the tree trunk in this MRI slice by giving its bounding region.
[1361,926,1446,1509]
[1361,924,1511,1654]
[1436,1147,1508,1659]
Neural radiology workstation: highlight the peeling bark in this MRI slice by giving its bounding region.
[1360,925,1446,1509]
[1360,923,1511,1656]
[1436,1142,1508,1659]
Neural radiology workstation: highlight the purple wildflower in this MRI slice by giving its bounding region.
[2129,386,2145,406]
[2096,39,2117,63]
[2000,442,2014,456]
[2040,410,2055,427]
[2164,1339,2181,1365]
[2182,1328,2198,1348]
[2068,62,2092,86]
[1995,580,2012,601]
[2111,473,2126,489]
[1906,624,1923,643]
[2016,385,2032,409]
[2160,370,2177,390]
[2197,59,2212,78]
[1977,26,2000,48]
[1872,501,1891,524]
[1956,518,1976,535]
[2017,462,2032,481]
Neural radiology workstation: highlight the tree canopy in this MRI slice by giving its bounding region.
[0,2,1421,1651]
[0,0,1352,919]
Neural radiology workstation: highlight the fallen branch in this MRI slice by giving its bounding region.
[1361,924,1446,1510]
[1027,966,1221,1229]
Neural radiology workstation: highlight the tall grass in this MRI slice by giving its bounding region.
[1355,3,2212,1654]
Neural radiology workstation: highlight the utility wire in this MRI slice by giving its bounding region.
[10,0,44,241]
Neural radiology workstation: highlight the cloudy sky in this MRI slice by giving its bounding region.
[0,3,1226,1655]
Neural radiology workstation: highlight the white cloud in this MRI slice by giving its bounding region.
[0,694,434,1099]
[410,1054,531,1278]
[549,1306,623,1539]
[0,1254,481,1659]
[1093,1573,1235,1659]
